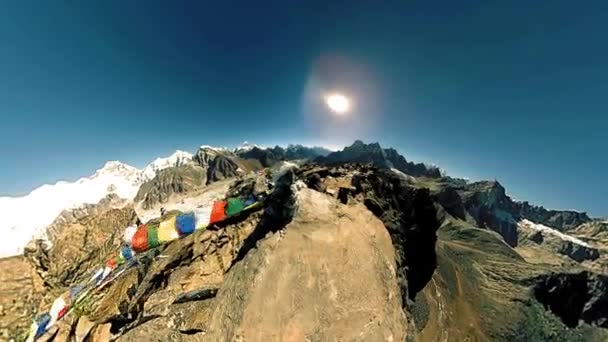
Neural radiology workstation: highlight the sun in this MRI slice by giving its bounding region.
[325,93,351,114]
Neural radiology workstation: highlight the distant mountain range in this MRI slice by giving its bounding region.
[0,143,329,257]
[3,140,608,341]
[0,140,597,259]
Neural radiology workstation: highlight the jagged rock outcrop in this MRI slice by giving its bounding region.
[517,202,591,231]
[24,204,137,289]
[134,165,206,210]
[194,146,258,183]
[557,242,600,262]
[235,146,280,167]
[436,179,592,247]
[457,181,520,246]
[534,271,608,328]
[206,155,240,183]
[235,144,331,167]
[45,193,129,241]
[316,140,441,178]
[203,189,407,341]
[349,168,440,302]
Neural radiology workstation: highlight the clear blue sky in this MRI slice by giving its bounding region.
[0,1,606,216]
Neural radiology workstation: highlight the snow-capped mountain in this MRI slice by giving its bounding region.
[233,141,262,153]
[0,151,193,258]
[141,150,193,180]
[518,219,591,248]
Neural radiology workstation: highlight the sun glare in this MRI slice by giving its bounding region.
[325,93,351,114]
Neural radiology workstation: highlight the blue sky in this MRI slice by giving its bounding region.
[0,1,606,216]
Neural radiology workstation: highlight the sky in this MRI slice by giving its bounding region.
[0,1,606,216]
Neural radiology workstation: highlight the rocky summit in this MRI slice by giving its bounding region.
[1,141,608,342]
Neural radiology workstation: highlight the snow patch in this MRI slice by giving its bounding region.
[136,180,231,223]
[390,168,416,182]
[141,150,193,180]
[0,150,192,258]
[200,145,230,151]
[233,141,263,153]
[518,219,591,247]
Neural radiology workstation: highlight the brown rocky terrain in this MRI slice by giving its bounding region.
[0,256,40,341]
[2,141,608,342]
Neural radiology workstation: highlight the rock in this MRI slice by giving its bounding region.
[557,241,600,262]
[304,173,326,192]
[204,189,408,341]
[529,230,544,244]
[337,186,355,204]
[236,145,331,167]
[24,204,137,289]
[518,201,591,231]
[75,316,97,342]
[89,267,140,323]
[135,165,207,210]
[90,323,112,342]
[351,169,440,301]
[206,155,240,183]
[534,271,608,328]
[45,193,128,241]
[433,186,467,221]
[316,140,441,178]
[458,181,520,247]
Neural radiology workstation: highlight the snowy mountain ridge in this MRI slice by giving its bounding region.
[0,150,193,258]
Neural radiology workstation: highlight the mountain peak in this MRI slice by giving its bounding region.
[317,140,441,178]
[94,161,139,177]
[141,150,194,181]
[234,141,262,153]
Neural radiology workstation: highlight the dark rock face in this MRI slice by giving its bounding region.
[236,144,331,167]
[384,148,441,178]
[557,242,600,262]
[447,180,591,246]
[351,169,440,302]
[434,186,467,221]
[316,140,441,178]
[534,272,608,328]
[529,231,544,244]
[233,166,298,265]
[304,173,326,192]
[134,165,206,209]
[206,155,240,183]
[517,201,591,231]
[236,146,280,167]
[458,181,520,246]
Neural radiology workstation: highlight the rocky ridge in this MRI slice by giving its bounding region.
[2,140,607,341]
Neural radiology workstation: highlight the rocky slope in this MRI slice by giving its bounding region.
[134,146,264,211]
[315,140,441,178]
[0,151,193,258]
[202,189,407,341]
[2,140,607,341]
[134,165,207,210]
[235,144,331,167]
[422,178,594,249]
